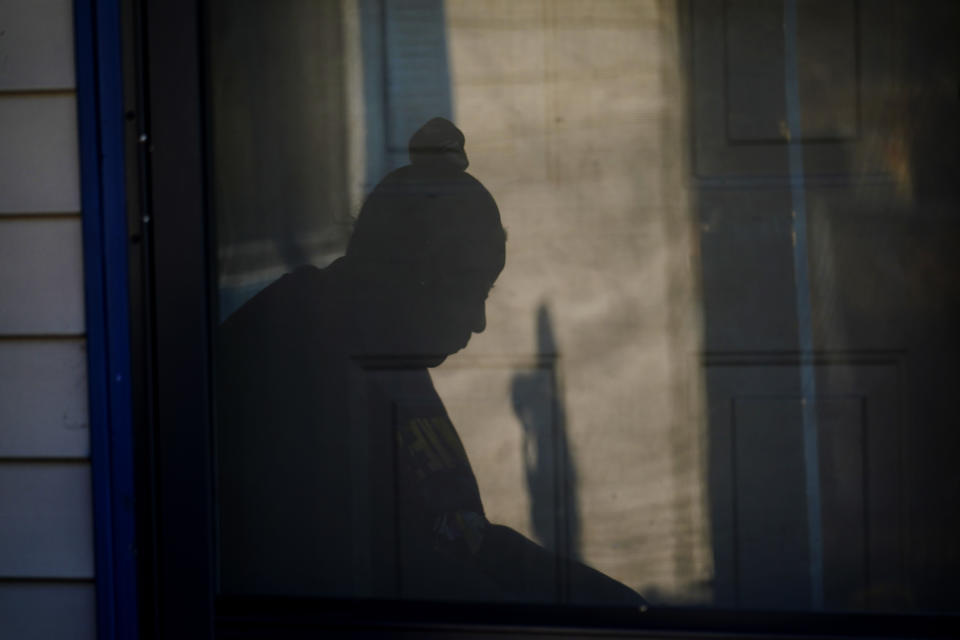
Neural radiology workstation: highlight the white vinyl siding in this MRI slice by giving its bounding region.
[0,340,89,457]
[0,96,82,213]
[0,464,94,577]
[0,583,96,640]
[0,218,86,333]
[0,0,76,91]
[0,0,96,638]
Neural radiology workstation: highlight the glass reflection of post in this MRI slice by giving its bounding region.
[784,0,824,610]
[512,304,581,602]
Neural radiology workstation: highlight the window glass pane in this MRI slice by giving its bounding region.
[206,0,959,614]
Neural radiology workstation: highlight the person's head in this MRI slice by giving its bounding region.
[346,118,506,364]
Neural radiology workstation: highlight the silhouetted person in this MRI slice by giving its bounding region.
[217,118,640,606]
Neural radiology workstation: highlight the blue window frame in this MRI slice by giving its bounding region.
[75,0,138,638]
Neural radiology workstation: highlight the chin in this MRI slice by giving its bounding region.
[388,352,449,368]
[388,337,467,367]
[417,347,461,368]
[424,355,448,368]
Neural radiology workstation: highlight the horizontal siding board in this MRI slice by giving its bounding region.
[0,94,80,213]
[0,463,94,577]
[0,339,89,457]
[0,582,96,639]
[0,0,75,91]
[0,218,85,334]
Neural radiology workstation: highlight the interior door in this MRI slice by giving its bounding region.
[691,0,960,612]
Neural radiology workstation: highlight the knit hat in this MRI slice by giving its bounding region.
[346,118,504,270]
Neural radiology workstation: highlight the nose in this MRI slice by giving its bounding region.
[472,303,487,334]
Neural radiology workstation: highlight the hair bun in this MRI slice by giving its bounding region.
[408,117,469,170]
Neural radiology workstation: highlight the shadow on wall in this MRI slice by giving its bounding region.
[216,117,644,606]
[213,0,456,319]
[511,304,582,563]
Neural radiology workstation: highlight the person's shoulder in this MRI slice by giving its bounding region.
[259,263,327,299]
[282,263,326,289]
[220,264,329,332]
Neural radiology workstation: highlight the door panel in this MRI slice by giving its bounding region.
[692,0,959,612]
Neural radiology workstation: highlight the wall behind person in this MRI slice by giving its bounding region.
[432,0,711,603]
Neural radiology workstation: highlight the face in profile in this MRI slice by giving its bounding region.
[345,118,505,365]
[383,242,504,366]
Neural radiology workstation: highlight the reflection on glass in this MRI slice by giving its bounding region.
[217,116,640,604]
[208,0,959,614]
